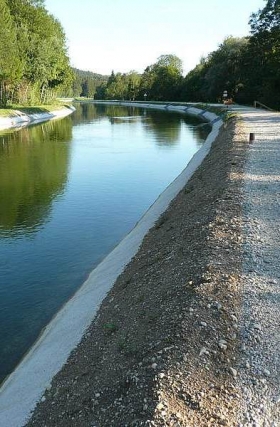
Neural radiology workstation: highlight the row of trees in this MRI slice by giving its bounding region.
[69,54,184,102]
[88,0,279,109]
[70,68,108,99]
[0,0,278,108]
[0,0,72,106]
[98,54,184,103]
[104,55,183,101]
[183,0,280,108]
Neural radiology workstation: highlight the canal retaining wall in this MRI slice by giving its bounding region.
[0,105,75,131]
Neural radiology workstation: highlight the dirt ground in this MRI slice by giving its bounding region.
[27,116,248,427]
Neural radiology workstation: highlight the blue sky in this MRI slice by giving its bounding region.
[45,0,265,76]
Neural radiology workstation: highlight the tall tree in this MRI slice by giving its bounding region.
[246,0,280,107]
[105,72,127,99]
[156,54,183,74]
[6,0,72,104]
[204,37,249,101]
[182,58,209,102]
[139,55,183,101]
[126,71,141,100]
[0,0,22,105]
[249,0,280,33]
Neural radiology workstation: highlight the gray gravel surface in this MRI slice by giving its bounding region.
[238,111,280,426]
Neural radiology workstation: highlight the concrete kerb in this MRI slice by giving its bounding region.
[0,102,223,427]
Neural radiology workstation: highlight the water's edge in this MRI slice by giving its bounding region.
[0,103,223,427]
[0,106,75,131]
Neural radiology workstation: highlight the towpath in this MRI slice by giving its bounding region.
[236,109,280,426]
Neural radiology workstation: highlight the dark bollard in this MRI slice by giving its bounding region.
[249,133,255,143]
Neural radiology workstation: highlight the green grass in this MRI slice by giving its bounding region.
[117,336,138,356]
[0,103,72,118]
[103,322,118,335]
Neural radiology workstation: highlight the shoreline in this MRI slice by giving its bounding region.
[0,105,75,131]
[0,103,222,426]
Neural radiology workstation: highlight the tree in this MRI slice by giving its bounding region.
[204,37,249,101]
[150,65,183,101]
[126,71,141,100]
[246,0,280,108]
[105,72,127,99]
[70,69,108,98]
[182,58,209,102]
[103,71,140,100]
[138,66,156,100]
[0,0,22,105]
[182,37,252,104]
[139,55,183,101]
[156,54,183,74]
[181,2,280,107]
[6,0,72,104]
[249,0,280,33]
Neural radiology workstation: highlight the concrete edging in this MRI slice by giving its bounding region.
[0,102,223,427]
[0,106,76,131]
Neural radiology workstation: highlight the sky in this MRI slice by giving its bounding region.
[45,0,265,76]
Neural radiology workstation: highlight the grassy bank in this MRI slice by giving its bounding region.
[0,103,72,118]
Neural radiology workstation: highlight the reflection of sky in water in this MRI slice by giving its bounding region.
[0,104,210,383]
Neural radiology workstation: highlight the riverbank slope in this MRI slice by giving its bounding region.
[0,105,75,131]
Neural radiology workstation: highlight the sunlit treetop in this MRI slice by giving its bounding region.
[250,0,280,33]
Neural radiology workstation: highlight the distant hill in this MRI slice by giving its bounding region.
[71,68,109,98]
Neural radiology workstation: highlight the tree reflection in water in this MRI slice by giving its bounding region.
[0,118,72,237]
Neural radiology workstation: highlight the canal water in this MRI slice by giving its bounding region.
[0,103,210,383]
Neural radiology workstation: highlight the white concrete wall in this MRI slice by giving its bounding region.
[0,106,75,131]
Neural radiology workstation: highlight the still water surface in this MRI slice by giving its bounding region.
[0,103,210,382]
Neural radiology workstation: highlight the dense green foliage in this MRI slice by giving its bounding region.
[0,0,72,106]
[69,68,108,99]
[182,0,280,108]
[182,37,250,103]
[104,70,141,100]
[102,54,184,102]
[139,55,183,101]
[245,0,280,107]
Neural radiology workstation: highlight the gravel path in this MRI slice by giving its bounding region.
[238,110,280,426]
